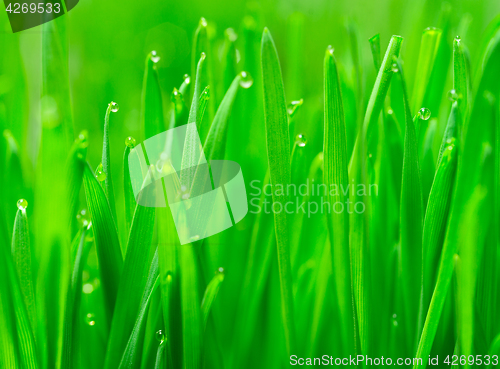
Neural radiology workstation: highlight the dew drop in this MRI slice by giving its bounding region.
[199,17,208,27]
[455,35,461,41]
[327,45,334,55]
[76,209,89,227]
[216,267,225,274]
[85,313,96,326]
[183,74,191,85]
[109,101,119,113]
[150,50,160,63]
[287,99,304,117]
[418,107,431,120]
[239,71,253,88]
[392,313,398,327]
[156,329,165,343]
[95,163,107,182]
[200,52,206,61]
[125,136,136,148]
[295,133,307,147]
[391,63,399,73]
[17,198,28,210]
[447,89,461,102]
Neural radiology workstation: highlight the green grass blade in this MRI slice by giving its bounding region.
[123,139,137,237]
[453,37,469,129]
[419,143,457,334]
[142,52,165,140]
[101,102,118,222]
[261,27,296,355]
[60,225,92,369]
[0,229,38,369]
[0,290,18,368]
[154,342,167,369]
[203,74,242,161]
[66,131,88,237]
[394,57,424,351]
[360,35,403,152]
[179,243,202,369]
[201,269,225,329]
[323,46,354,353]
[83,163,123,322]
[411,28,442,114]
[11,205,36,334]
[104,192,156,369]
[414,186,487,369]
[170,88,189,129]
[180,53,206,190]
[117,251,160,369]
[157,205,180,369]
[368,34,381,71]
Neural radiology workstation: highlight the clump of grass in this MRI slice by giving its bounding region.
[2,5,500,369]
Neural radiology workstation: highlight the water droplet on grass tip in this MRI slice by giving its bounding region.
[17,199,28,210]
[96,163,107,182]
[199,17,208,27]
[156,330,165,343]
[295,134,307,147]
[217,267,225,274]
[183,74,191,84]
[109,101,119,113]
[239,71,253,88]
[287,99,303,117]
[86,313,96,326]
[125,136,136,148]
[391,63,399,73]
[455,35,461,41]
[327,45,334,55]
[200,52,206,61]
[418,107,431,120]
[150,51,160,63]
[447,89,461,102]
[392,313,398,327]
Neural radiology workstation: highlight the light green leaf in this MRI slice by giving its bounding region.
[261,27,296,355]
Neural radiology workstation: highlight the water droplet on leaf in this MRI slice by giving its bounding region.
[183,74,191,85]
[418,107,431,120]
[156,330,165,343]
[327,45,334,55]
[17,199,28,210]
[391,63,399,73]
[125,136,136,148]
[295,134,307,147]
[447,89,461,102]
[109,101,119,113]
[86,313,96,326]
[150,50,160,63]
[96,163,107,182]
[239,71,253,88]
